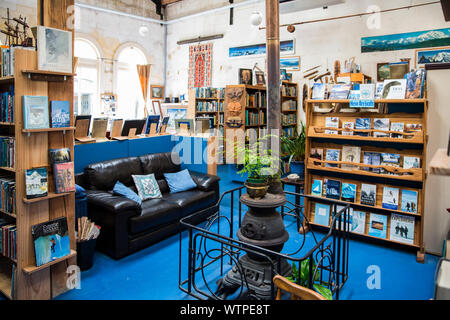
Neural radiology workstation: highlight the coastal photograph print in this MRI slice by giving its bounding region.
[280,56,301,71]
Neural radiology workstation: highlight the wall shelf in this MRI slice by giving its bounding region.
[23,191,75,204]
[22,250,77,275]
[22,70,75,82]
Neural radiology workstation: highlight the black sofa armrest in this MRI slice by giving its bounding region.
[189,171,220,192]
[87,190,142,214]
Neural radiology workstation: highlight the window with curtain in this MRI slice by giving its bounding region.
[74,39,100,117]
[116,46,148,120]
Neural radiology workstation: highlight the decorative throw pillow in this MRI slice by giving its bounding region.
[132,173,162,200]
[164,169,197,194]
[113,181,142,205]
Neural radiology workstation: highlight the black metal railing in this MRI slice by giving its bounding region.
[178,186,350,300]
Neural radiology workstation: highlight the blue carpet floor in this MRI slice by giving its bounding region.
[11,165,441,300]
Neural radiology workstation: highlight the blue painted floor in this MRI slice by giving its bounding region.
[30,165,440,300]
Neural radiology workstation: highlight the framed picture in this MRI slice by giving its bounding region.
[254,71,265,85]
[377,63,390,81]
[229,39,295,58]
[239,68,253,85]
[32,26,73,73]
[163,106,188,133]
[280,56,301,71]
[151,85,164,99]
[152,100,163,115]
[175,119,194,135]
[415,46,450,68]
[280,69,288,81]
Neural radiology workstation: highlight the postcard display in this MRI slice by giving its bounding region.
[304,88,428,262]
[0,4,77,300]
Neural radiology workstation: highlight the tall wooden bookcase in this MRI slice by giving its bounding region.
[0,0,76,299]
[304,97,428,262]
[281,81,299,138]
[188,88,225,130]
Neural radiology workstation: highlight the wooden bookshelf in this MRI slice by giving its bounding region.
[0,0,77,300]
[188,87,225,131]
[304,96,428,262]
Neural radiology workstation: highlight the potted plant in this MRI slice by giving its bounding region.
[234,135,282,199]
[281,121,306,179]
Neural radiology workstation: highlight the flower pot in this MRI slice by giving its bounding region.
[245,180,269,199]
[290,161,305,179]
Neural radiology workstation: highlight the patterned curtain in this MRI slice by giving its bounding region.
[137,64,151,117]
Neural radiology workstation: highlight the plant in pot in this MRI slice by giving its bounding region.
[281,121,306,179]
[234,135,283,199]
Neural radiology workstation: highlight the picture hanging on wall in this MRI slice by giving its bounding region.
[188,43,213,89]
[255,71,265,85]
[377,63,390,81]
[229,39,295,58]
[280,56,301,71]
[151,85,164,99]
[415,46,450,68]
[361,27,450,53]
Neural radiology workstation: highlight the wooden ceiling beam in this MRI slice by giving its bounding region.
[161,0,183,5]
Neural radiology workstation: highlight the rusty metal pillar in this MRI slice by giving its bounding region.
[265,0,281,158]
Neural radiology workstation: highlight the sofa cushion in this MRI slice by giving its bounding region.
[163,189,217,217]
[113,181,142,206]
[132,173,163,200]
[129,199,181,235]
[164,169,197,193]
[85,157,143,191]
[139,152,181,180]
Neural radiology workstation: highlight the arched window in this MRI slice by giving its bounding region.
[74,38,101,117]
[115,44,148,119]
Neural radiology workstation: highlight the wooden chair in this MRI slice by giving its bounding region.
[273,275,327,300]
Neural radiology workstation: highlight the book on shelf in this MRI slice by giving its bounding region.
[325,179,341,200]
[403,156,420,169]
[360,183,376,206]
[0,85,14,123]
[49,148,71,165]
[341,146,361,170]
[375,82,384,99]
[355,118,371,137]
[310,148,323,165]
[405,123,423,133]
[359,84,375,100]
[341,182,357,202]
[31,217,71,267]
[50,101,70,128]
[342,121,354,136]
[25,167,48,199]
[351,211,366,234]
[363,152,381,173]
[53,162,75,194]
[0,136,15,168]
[348,90,360,100]
[325,117,339,134]
[311,179,323,197]
[381,153,401,174]
[390,122,405,138]
[312,83,326,100]
[382,79,407,99]
[390,214,415,244]
[0,176,15,215]
[23,96,49,130]
[334,206,353,230]
[325,149,340,167]
[0,219,16,261]
[314,203,331,227]
[405,69,426,99]
[401,189,418,213]
[382,186,399,210]
[368,213,388,239]
[373,118,390,137]
[329,84,351,99]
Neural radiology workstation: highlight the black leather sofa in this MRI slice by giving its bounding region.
[76,152,220,259]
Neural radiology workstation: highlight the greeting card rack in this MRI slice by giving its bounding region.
[0,0,76,299]
[304,97,428,263]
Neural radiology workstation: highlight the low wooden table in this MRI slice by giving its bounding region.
[280,177,306,233]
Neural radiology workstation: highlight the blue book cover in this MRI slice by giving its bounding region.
[50,101,70,128]
[341,183,356,202]
[325,179,341,200]
[314,203,330,227]
[31,217,71,267]
[401,189,418,213]
[145,115,160,134]
[311,180,322,197]
[23,96,49,129]
[355,118,371,137]
[368,213,387,239]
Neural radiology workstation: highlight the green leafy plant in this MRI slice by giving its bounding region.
[281,121,306,164]
[285,259,333,300]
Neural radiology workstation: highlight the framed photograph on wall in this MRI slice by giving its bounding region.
[280,56,301,71]
[415,46,450,68]
[151,85,164,99]
[239,68,253,85]
[377,62,390,82]
[255,71,265,85]
[32,26,73,73]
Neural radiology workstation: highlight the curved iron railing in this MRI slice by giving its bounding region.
[178,186,350,300]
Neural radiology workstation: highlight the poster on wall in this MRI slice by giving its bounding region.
[361,28,450,53]
[229,40,295,58]
[188,43,213,89]
[415,46,450,67]
[280,56,301,71]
